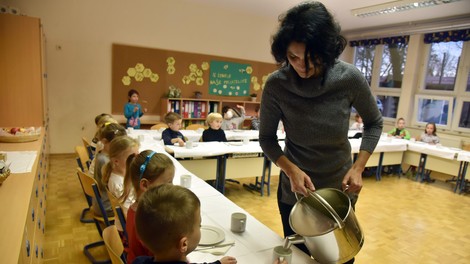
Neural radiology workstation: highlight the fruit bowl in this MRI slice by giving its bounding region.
[0,127,41,143]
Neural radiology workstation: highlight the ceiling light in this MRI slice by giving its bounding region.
[351,0,464,18]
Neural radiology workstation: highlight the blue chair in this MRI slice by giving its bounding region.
[77,169,115,264]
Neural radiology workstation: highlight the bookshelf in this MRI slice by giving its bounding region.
[161,98,260,128]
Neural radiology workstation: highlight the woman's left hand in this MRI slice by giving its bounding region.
[342,167,363,193]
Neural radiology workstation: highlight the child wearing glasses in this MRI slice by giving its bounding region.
[133,184,237,264]
[121,150,176,263]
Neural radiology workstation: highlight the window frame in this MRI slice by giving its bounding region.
[451,97,470,133]
[412,94,454,130]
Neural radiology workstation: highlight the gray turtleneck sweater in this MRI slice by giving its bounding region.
[259,61,383,205]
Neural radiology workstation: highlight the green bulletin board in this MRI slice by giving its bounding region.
[209,60,252,96]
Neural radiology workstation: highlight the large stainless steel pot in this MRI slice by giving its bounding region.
[286,188,364,264]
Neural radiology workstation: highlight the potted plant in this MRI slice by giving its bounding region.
[250,93,257,102]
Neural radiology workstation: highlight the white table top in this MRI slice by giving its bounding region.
[457,150,470,162]
[406,141,461,160]
[134,135,315,263]
[130,129,286,142]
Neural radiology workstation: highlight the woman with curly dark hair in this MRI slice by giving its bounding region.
[259,2,383,262]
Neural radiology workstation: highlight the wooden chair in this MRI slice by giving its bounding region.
[103,225,126,264]
[75,146,93,223]
[82,137,95,160]
[106,188,128,241]
[150,123,168,130]
[185,123,206,130]
[75,145,91,172]
[77,168,115,264]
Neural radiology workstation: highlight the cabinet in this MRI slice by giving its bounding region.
[0,14,45,128]
[161,98,260,128]
[0,130,49,264]
[0,13,49,264]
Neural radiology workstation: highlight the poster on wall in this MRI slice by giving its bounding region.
[209,60,252,96]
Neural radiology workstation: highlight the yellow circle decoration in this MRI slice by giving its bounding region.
[122,76,131,86]
[127,68,136,77]
[246,66,253,74]
[150,73,159,83]
[182,75,191,85]
[251,76,258,83]
[135,72,144,82]
[166,57,175,65]
[196,69,203,77]
[167,66,176,75]
[143,68,152,78]
[254,83,261,91]
[135,63,145,73]
[201,62,209,71]
[189,63,197,73]
[189,72,196,81]
[196,77,204,86]
[262,75,269,83]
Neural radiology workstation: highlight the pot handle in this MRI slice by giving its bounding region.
[310,191,345,229]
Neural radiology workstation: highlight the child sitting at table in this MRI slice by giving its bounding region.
[221,105,245,130]
[417,122,440,145]
[202,113,227,142]
[162,112,186,146]
[251,106,260,130]
[90,123,127,217]
[388,117,411,140]
[134,184,237,264]
[416,122,439,183]
[350,113,364,131]
[121,150,176,263]
[102,136,140,214]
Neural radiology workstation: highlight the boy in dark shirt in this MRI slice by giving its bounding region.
[162,112,185,146]
[202,113,227,142]
[133,184,236,264]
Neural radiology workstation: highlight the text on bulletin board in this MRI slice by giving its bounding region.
[209,61,252,96]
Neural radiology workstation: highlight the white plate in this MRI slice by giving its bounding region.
[228,142,243,146]
[199,225,225,246]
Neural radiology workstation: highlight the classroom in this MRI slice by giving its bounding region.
[1,0,470,263]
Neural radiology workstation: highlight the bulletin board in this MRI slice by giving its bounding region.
[112,44,277,115]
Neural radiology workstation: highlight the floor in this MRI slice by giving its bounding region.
[44,154,470,263]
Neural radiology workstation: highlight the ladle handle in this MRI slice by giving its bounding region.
[310,191,345,229]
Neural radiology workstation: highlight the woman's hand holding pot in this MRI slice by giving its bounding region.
[342,166,363,193]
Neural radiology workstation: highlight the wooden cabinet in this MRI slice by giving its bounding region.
[0,14,45,128]
[161,98,260,128]
[0,130,49,264]
[0,13,49,264]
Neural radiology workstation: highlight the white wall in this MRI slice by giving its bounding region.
[4,0,278,153]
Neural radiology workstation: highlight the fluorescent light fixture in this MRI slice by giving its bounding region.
[351,0,464,18]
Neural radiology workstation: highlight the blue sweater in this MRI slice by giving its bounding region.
[124,102,144,129]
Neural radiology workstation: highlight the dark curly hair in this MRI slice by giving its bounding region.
[271,1,346,73]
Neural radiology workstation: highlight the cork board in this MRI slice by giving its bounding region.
[112,44,277,115]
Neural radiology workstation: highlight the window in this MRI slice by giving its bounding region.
[354,45,375,85]
[424,41,463,91]
[452,98,470,132]
[379,43,407,89]
[377,95,400,119]
[414,95,454,128]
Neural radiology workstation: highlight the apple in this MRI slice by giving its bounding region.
[10,127,20,135]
